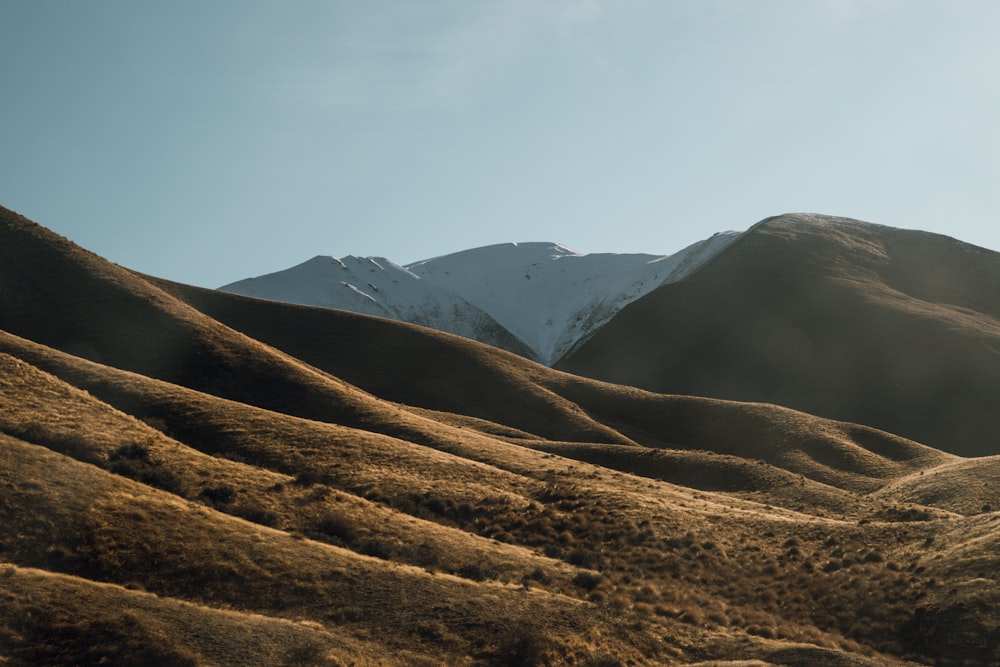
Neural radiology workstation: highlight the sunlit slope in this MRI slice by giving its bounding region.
[0,435,653,664]
[0,340,977,666]
[0,350,586,588]
[558,213,1000,457]
[0,355,660,663]
[0,206,963,484]
[0,564,391,666]
[873,455,1000,515]
[4,332,998,664]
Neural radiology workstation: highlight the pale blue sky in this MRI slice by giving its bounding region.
[2,1,998,287]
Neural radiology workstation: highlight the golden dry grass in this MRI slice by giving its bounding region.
[2,204,999,665]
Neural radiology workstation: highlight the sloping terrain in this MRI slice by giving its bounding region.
[559,213,1000,457]
[2,204,999,666]
[144,275,955,495]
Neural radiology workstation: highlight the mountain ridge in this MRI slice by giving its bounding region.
[220,232,742,364]
[221,252,538,360]
[558,213,1000,456]
[216,212,1000,456]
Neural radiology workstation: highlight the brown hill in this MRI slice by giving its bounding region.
[145,274,955,494]
[558,213,1000,457]
[3,336,959,666]
[2,204,999,665]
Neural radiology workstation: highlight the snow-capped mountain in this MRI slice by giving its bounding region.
[219,254,535,358]
[407,234,741,364]
[219,232,742,365]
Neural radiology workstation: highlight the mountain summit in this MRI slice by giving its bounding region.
[219,253,535,359]
[221,233,742,364]
[558,213,1000,456]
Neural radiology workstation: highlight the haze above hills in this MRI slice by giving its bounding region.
[1,204,998,666]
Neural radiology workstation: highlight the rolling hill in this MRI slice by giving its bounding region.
[1,204,998,666]
[558,213,1000,457]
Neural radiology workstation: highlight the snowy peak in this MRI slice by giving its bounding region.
[219,254,536,359]
[411,242,582,266]
[221,254,414,316]
[219,232,743,366]
[407,233,741,364]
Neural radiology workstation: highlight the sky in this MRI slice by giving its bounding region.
[2,1,999,288]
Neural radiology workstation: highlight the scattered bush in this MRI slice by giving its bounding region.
[281,641,338,667]
[110,442,151,462]
[293,469,333,487]
[3,423,102,464]
[231,504,280,528]
[313,512,359,544]
[567,548,600,569]
[457,563,490,582]
[490,628,552,667]
[138,416,171,435]
[583,654,624,667]
[108,458,183,495]
[822,559,843,573]
[422,496,449,516]
[573,571,603,591]
[200,484,236,505]
[527,567,550,584]
[357,538,395,560]
[8,611,197,667]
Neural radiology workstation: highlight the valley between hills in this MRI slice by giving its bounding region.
[1,204,998,666]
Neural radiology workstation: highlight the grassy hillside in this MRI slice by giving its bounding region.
[2,205,999,665]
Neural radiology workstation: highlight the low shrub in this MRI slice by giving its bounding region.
[357,538,395,560]
[108,458,183,495]
[491,628,552,667]
[200,485,236,505]
[457,563,490,582]
[232,504,280,528]
[573,571,603,591]
[313,512,359,544]
[109,443,150,462]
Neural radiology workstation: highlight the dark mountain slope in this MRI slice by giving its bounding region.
[558,214,1000,456]
[147,275,953,493]
[145,275,630,445]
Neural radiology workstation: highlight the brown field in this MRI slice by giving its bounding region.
[1,205,998,665]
